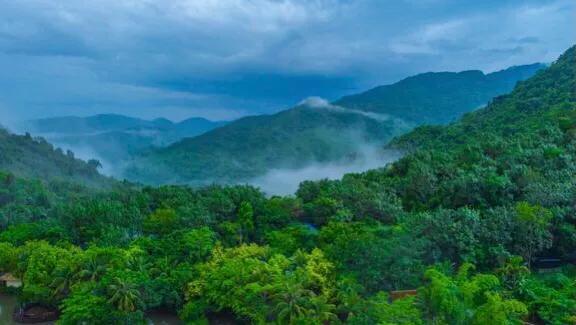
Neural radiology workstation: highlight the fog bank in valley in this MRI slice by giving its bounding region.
[249,145,402,196]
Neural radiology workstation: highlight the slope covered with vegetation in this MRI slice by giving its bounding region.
[0,128,114,188]
[125,104,408,184]
[337,63,544,124]
[0,46,573,324]
[126,64,542,186]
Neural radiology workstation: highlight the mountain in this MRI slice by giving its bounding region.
[127,65,545,185]
[125,63,543,186]
[18,114,227,167]
[0,128,114,187]
[21,114,172,135]
[336,63,545,124]
[391,50,573,151]
[124,102,409,185]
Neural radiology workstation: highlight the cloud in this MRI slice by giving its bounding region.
[0,0,573,121]
[387,0,575,72]
[299,96,400,123]
[250,145,403,195]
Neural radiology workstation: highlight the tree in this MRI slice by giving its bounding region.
[421,264,528,325]
[237,201,254,243]
[59,283,116,325]
[107,277,142,313]
[472,292,528,325]
[361,292,423,325]
[87,159,102,170]
[143,208,180,235]
[50,266,76,301]
[75,255,108,282]
[271,280,315,323]
[513,202,553,267]
[495,256,530,291]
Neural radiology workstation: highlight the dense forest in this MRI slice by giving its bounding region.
[0,46,574,325]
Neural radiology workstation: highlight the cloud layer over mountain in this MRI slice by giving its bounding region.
[0,0,574,121]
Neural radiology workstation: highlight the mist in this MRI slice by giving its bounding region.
[249,145,403,196]
[47,141,119,177]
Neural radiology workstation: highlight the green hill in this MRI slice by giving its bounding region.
[0,128,114,188]
[125,103,408,184]
[336,63,544,124]
[299,45,575,215]
[125,64,543,185]
[391,50,574,150]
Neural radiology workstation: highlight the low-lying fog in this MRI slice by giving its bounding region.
[3,104,404,195]
[249,145,402,196]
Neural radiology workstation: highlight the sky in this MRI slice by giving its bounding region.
[0,0,574,122]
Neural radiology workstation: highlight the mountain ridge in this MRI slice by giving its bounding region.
[336,63,545,125]
[124,63,544,186]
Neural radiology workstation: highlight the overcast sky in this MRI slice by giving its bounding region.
[0,0,574,122]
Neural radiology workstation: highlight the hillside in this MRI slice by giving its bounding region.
[125,103,408,184]
[391,49,574,150]
[302,45,575,215]
[126,64,543,186]
[336,63,544,124]
[19,114,227,166]
[0,128,114,187]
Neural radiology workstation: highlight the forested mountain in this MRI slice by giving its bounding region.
[0,127,114,187]
[20,114,173,134]
[336,63,544,124]
[19,114,227,164]
[126,64,542,186]
[125,102,409,185]
[0,47,573,325]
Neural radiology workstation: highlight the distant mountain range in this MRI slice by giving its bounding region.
[0,62,548,188]
[124,63,545,185]
[336,63,545,124]
[18,114,227,164]
[124,101,409,185]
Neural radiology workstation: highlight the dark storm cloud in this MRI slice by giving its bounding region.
[0,0,574,121]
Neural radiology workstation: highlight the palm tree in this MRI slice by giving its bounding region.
[50,267,75,300]
[75,255,107,282]
[149,257,175,277]
[308,295,338,323]
[126,255,149,274]
[107,277,142,313]
[271,281,315,324]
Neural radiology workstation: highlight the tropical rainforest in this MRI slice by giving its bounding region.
[0,46,574,325]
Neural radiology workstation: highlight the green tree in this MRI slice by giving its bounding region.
[107,277,142,313]
[513,202,553,266]
[237,201,254,243]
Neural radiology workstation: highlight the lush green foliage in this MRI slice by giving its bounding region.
[0,47,573,324]
[0,129,113,187]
